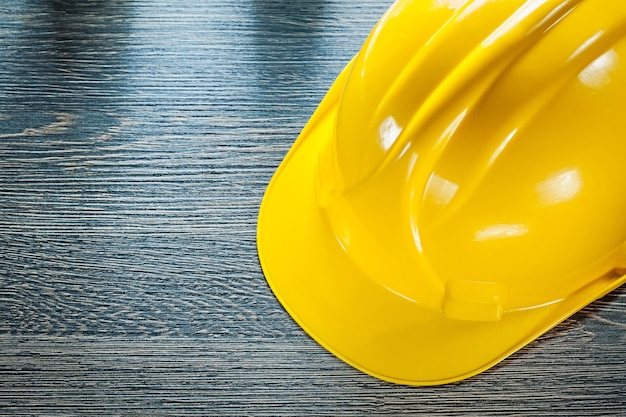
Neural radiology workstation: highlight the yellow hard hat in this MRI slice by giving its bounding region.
[257,0,626,385]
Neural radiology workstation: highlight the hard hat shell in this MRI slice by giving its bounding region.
[257,0,626,385]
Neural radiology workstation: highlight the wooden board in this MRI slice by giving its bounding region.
[0,0,624,415]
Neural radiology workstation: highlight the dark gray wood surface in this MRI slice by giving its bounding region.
[1,0,624,415]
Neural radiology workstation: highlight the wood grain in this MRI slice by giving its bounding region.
[0,0,624,415]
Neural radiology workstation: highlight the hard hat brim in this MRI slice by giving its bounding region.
[256,63,626,385]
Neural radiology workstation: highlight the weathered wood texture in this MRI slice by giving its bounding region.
[0,0,624,415]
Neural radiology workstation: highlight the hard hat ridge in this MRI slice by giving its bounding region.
[333,0,586,191]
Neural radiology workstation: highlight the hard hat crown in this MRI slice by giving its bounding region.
[325,0,626,316]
